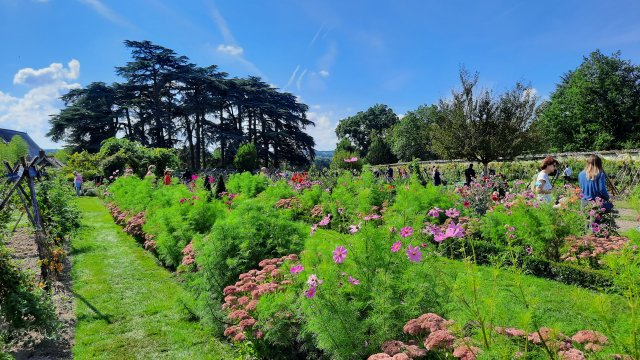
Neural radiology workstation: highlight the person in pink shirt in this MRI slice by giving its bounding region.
[73,172,83,196]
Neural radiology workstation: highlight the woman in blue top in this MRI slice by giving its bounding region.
[579,155,612,210]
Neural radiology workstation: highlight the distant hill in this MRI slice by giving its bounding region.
[315,150,334,159]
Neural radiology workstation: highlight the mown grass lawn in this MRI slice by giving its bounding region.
[71,197,232,360]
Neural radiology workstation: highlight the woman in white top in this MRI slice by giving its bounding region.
[535,156,558,203]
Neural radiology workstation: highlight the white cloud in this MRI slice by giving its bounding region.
[76,0,133,29]
[307,109,337,150]
[318,70,330,78]
[14,59,80,86]
[216,44,244,56]
[0,60,82,149]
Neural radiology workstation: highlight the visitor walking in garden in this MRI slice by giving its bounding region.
[579,155,612,211]
[385,166,394,182]
[464,164,476,186]
[563,165,573,184]
[535,156,559,203]
[181,169,192,185]
[73,171,83,196]
[433,166,442,186]
[163,169,173,185]
[145,165,156,178]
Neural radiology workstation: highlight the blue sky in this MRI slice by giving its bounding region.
[1,0,639,150]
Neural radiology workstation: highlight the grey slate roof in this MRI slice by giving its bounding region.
[0,128,42,158]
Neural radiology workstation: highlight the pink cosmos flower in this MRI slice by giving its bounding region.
[290,264,304,274]
[448,222,465,237]
[423,224,439,235]
[389,227,397,233]
[400,226,413,238]
[445,208,460,218]
[428,208,441,218]
[333,246,347,264]
[349,223,361,234]
[434,231,447,243]
[337,208,345,214]
[348,276,360,285]
[191,174,199,181]
[318,214,331,227]
[310,224,318,236]
[391,241,402,252]
[363,214,382,221]
[406,245,422,262]
[307,274,322,287]
[305,286,317,298]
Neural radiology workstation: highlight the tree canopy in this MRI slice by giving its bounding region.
[389,105,438,162]
[335,104,398,155]
[430,69,540,167]
[49,40,316,169]
[536,50,640,152]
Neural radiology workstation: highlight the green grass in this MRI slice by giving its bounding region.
[71,197,232,360]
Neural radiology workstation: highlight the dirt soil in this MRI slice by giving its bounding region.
[4,228,75,360]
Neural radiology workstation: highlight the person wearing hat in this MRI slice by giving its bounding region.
[535,156,559,203]
[163,168,173,185]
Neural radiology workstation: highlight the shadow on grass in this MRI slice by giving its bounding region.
[73,291,113,324]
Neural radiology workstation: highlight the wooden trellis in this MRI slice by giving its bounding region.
[0,151,56,281]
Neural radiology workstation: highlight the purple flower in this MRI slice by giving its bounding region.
[179,198,186,204]
[290,264,304,274]
[428,208,441,218]
[423,224,439,235]
[406,245,423,262]
[591,222,601,233]
[348,276,360,285]
[400,226,413,238]
[525,246,533,255]
[305,286,317,298]
[445,208,460,218]
[333,246,347,264]
[391,241,402,252]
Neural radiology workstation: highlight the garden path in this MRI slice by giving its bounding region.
[615,199,640,233]
[71,197,230,359]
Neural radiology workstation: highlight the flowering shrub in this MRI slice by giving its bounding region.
[191,199,307,324]
[123,211,145,240]
[282,223,444,359]
[562,234,628,267]
[479,200,585,261]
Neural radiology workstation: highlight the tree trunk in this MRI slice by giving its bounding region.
[185,116,195,169]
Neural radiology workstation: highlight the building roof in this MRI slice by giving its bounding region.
[0,128,42,158]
